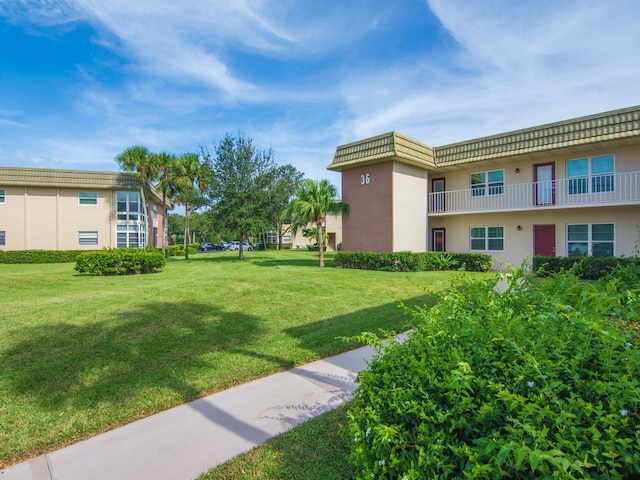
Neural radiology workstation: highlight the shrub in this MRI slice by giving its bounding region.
[0,250,85,264]
[75,249,166,275]
[348,266,640,479]
[334,251,492,272]
[165,245,185,257]
[533,255,639,280]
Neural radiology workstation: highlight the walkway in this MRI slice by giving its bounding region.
[1,341,389,480]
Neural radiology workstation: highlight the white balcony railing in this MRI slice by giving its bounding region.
[428,171,640,215]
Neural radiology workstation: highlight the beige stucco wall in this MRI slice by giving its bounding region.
[430,206,640,268]
[437,143,639,192]
[0,186,166,250]
[392,162,428,251]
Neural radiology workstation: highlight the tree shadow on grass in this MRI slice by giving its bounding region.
[1,301,265,411]
[284,293,436,358]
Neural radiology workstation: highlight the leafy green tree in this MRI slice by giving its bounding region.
[115,145,159,247]
[167,213,185,244]
[172,153,211,259]
[153,152,179,255]
[204,133,278,260]
[267,164,304,249]
[287,179,348,267]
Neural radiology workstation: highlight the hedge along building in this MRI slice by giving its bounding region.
[0,167,168,251]
[327,105,640,267]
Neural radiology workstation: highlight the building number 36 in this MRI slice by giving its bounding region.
[360,173,370,185]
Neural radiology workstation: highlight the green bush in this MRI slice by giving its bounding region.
[165,245,184,257]
[348,267,640,479]
[75,249,166,275]
[334,251,492,272]
[533,255,639,280]
[0,250,85,264]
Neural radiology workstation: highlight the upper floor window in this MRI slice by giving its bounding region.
[567,223,614,257]
[471,170,504,196]
[116,191,144,222]
[470,226,504,251]
[0,189,5,203]
[79,191,98,205]
[567,154,614,194]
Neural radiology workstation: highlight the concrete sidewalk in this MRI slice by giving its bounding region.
[1,343,380,480]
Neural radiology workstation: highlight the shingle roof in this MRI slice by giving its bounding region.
[327,105,640,171]
[435,105,640,166]
[0,167,165,203]
[327,131,436,171]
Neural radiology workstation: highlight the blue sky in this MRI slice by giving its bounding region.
[2,0,640,192]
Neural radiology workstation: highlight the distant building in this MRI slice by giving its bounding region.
[328,105,640,267]
[0,167,168,250]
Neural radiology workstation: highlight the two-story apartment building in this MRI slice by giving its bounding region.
[0,167,167,251]
[327,105,640,267]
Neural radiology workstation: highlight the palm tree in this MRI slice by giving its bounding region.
[173,152,211,260]
[154,152,179,255]
[115,145,159,248]
[287,179,348,267]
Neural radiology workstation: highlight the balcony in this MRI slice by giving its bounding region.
[428,171,640,215]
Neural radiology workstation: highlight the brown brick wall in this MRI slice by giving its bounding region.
[342,162,393,252]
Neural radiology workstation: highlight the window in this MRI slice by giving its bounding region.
[0,189,5,203]
[470,226,504,251]
[567,223,614,257]
[117,224,145,248]
[79,231,98,246]
[471,170,504,196]
[567,154,614,194]
[116,191,144,222]
[78,191,98,205]
[0,231,5,246]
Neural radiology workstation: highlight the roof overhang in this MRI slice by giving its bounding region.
[327,131,436,172]
[328,105,640,172]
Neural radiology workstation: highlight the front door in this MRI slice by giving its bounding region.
[534,163,555,205]
[432,228,445,252]
[534,224,555,256]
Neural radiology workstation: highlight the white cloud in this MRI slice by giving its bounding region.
[336,0,640,146]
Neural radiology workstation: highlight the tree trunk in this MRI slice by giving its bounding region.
[317,220,325,267]
[162,193,167,256]
[184,202,190,260]
[140,186,150,248]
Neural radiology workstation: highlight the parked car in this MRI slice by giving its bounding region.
[198,243,223,252]
[228,240,253,251]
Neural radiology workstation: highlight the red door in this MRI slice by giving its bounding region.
[533,224,555,256]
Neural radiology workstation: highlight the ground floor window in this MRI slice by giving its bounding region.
[117,224,145,248]
[79,231,98,246]
[0,230,5,246]
[567,223,614,257]
[470,226,504,251]
[265,231,277,244]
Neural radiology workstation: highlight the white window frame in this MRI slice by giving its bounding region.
[78,191,98,205]
[117,224,145,249]
[567,223,615,257]
[470,226,504,251]
[0,230,5,246]
[116,191,145,222]
[79,231,98,246]
[0,189,5,203]
[567,154,615,195]
[470,169,504,196]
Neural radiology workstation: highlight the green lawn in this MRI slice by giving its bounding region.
[0,250,489,468]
